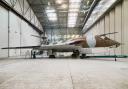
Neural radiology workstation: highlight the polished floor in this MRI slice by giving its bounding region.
[0,58,128,89]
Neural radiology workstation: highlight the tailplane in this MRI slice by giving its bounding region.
[99,32,118,37]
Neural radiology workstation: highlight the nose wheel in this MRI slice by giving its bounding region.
[49,55,56,58]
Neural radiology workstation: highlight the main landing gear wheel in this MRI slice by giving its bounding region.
[72,50,80,58]
[72,54,78,58]
[80,54,86,59]
[49,55,56,58]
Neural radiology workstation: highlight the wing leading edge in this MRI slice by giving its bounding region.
[1,38,84,51]
[2,46,40,49]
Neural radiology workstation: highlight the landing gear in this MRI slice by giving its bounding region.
[31,50,36,59]
[114,55,117,61]
[48,50,56,58]
[33,51,36,59]
[72,54,78,58]
[80,54,86,59]
[72,50,80,58]
[49,55,56,58]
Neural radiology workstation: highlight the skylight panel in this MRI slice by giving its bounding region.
[83,0,117,31]
[69,0,81,3]
[46,7,57,21]
[69,3,80,9]
[46,9,55,13]
[56,0,63,4]
[68,0,81,27]
[68,13,78,17]
[69,9,79,12]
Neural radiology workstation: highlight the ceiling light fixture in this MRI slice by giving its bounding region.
[69,9,79,12]
[61,4,68,9]
[56,0,63,4]
[69,3,80,9]
[72,35,75,38]
[67,35,71,38]
[48,2,51,6]
[75,35,79,38]
[46,9,55,13]
[69,0,81,3]
[68,0,81,27]
[87,0,90,5]
[68,16,78,26]
[46,7,57,21]
[68,13,78,17]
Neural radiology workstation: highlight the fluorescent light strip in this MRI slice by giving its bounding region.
[68,0,81,27]
[46,7,57,21]
[69,0,81,3]
[68,13,78,17]
[46,9,55,13]
[68,16,78,27]
[69,9,79,12]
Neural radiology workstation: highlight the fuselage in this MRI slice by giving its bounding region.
[67,35,120,48]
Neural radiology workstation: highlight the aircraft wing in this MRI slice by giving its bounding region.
[1,38,83,52]
[2,45,81,52]
[2,46,40,49]
[39,45,81,52]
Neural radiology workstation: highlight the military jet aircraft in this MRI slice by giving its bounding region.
[2,32,120,58]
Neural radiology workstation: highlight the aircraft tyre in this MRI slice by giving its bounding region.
[72,50,80,58]
[72,54,77,58]
[49,55,56,58]
[80,54,86,59]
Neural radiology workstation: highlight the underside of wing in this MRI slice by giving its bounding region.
[40,45,81,52]
[2,45,81,52]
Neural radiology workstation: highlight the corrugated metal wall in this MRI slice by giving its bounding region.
[86,0,128,56]
[0,0,41,58]
[20,20,40,56]
[9,12,21,56]
[0,6,8,58]
[4,0,43,30]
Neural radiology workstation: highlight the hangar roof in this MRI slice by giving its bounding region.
[27,0,94,42]
[82,0,118,33]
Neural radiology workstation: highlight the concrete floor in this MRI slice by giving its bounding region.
[0,58,128,89]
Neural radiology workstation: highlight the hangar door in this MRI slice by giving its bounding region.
[9,12,21,57]
[0,6,9,58]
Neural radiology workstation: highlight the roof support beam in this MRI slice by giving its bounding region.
[82,0,99,33]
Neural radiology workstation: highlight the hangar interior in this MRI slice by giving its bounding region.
[0,0,128,89]
[0,0,128,58]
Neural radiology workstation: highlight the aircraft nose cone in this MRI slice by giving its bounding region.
[115,41,120,47]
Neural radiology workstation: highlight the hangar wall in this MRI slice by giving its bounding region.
[0,0,42,58]
[85,0,128,56]
[0,6,8,58]
[4,0,42,29]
